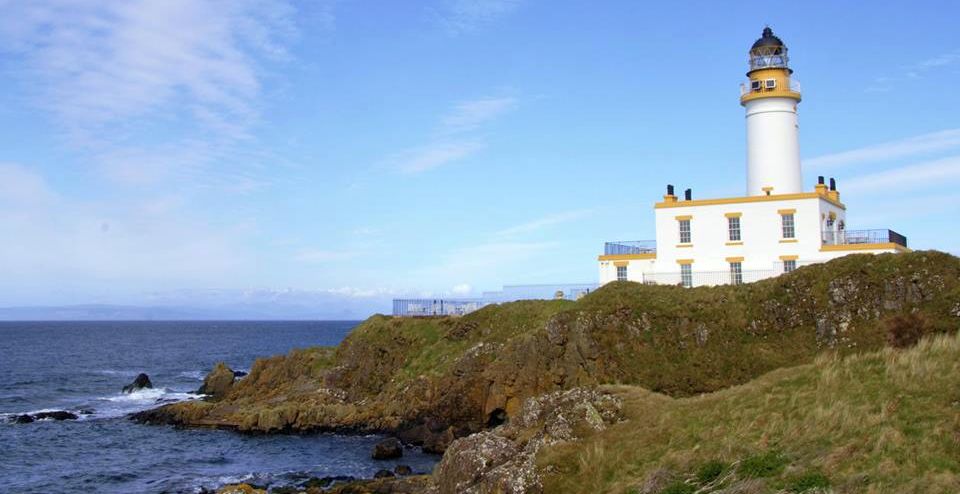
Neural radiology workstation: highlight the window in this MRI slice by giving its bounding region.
[680,264,692,288]
[728,217,741,241]
[678,219,691,244]
[729,262,743,285]
[781,213,795,239]
[616,265,627,282]
[751,80,762,91]
[765,79,777,89]
[783,260,797,273]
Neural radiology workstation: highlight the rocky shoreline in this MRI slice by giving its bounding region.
[128,251,960,493]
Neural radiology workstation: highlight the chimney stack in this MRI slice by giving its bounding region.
[818,176,825,185]
[667,184,675,196]
[829,178,836,191]
[684,188,692,201]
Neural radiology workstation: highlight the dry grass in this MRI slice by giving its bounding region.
[539,332,960,494]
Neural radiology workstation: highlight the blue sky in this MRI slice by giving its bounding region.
[0,0,958,316]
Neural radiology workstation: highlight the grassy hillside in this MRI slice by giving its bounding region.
[136,251,960,456]
[539,332,960,493]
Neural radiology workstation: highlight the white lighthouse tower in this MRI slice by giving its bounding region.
[741,27,803,196]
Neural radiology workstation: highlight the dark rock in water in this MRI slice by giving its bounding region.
[300,475,355,489]
[77,409,94,415]
[32,411,79,421]
[371,437,403,460]
[233,370,248,378]
[197,362,236,400]
[13,414,35,424]
[373,469,396,479]
[393,465,413,476]
[122,373,153,393]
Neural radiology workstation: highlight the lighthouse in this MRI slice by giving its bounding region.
[740,27,803,196]
[595,26,909,288]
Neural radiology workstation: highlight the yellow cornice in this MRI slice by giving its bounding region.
[598,253,657,261]
[724,212,742,218]
[675,215,693,221]
[779,255,799,261]
[676,259,694,265]
[613,261,629,267]
[779,239,798,243]
[725,241,743,246]
[725,256,744,263]
[820,243,910,253]
[655,192,845,210]
[777,208,796,215]
[676,243,693,248]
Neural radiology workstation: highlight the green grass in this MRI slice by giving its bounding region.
[538,332,960,493]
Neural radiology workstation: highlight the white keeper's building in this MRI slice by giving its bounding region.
[598,27,908,288]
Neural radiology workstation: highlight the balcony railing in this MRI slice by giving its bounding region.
[643,269,777,288]
[739,78,801,96]
[821,229,908,248]
[604,240,657,256]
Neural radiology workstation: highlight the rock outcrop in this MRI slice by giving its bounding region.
[431,388,623,494]
[371,437,403,459]
[198,362,236,399]
[133,252,960,457]
[122,373,153,393]
[12,410,80,423]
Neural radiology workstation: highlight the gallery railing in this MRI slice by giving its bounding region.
[821,229,907,248]
[603,240,657,256]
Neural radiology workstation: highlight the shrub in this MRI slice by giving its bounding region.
[695,459,727,484]
[885,312,930,349]
[738,450,787,478]
[661,481,696,494]
[786,471,830,492]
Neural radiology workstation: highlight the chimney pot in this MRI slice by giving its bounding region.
[829,178,836,191]
[818,175,825,185]
[684,188,692,201]
[667,184,674,195]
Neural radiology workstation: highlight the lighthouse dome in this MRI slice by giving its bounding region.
[751,27,785,52]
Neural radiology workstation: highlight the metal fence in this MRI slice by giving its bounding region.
[604,240,656,255]
[821,229,908,248]
[394,283,600,316]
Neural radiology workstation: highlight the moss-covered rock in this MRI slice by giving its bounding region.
[198,362,236,399]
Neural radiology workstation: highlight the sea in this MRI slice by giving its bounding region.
[0,321,439,493]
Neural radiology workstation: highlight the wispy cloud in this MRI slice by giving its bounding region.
[389,95,517,174]
[393,140,486,174]
[867,49,960,92]
[843,156,960,193]
[0,0,302,189]
[495,209,593,237]
[441,97,517,133]
[437,0,522,34]
[806,129,960,169]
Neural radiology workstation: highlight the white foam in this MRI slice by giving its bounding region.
[179,370,207,381]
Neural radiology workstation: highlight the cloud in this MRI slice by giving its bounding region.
[441,97,517,133]
[0,0,301,188]
[866,50,960,92]
[438,0,522,34]
[843,156,960,193]
[389,95,517,174]
[0,164,251,302]
[494,209,593,237]
[393,140,486,174]
[806,129,960,169]
[451,283,473,295]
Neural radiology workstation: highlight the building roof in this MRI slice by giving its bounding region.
[751,27,785,52]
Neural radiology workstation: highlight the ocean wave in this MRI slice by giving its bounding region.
[94,369,143,377]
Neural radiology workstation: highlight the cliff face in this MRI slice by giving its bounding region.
[134,251,960,452]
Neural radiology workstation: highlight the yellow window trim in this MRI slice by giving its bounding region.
[613,261,629,267]
[655,192,845,210]
[675,215,693,221]
[777,208,796,215]
[725,241,743,246]
[725,256,744,263]
[676,259,694,265]
[676,243,693,248]
[597,253,657,261]
[828,211,837,220]
[761,186,774,192]
[779,239,798,243]
[724,212,742,218]
[779,255,799,261]
[820,243,910,253]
